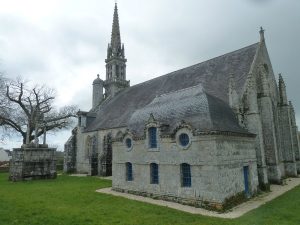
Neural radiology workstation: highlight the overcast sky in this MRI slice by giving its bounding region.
[0,0,299,151]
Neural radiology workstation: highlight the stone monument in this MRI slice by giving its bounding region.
[9,109,57,181]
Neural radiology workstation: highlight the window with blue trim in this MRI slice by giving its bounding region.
[148,127,157,148]
[150,163,159,184]
[126,162,133,181]
[181,163,191,187]
[179,133,189,147]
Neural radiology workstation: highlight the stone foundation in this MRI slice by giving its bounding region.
[284,162,298,177]
[9,144,57,181]
[296,161,300,174]
[112,188,250,212]
[267,165,282,184]
[257,166,269,190]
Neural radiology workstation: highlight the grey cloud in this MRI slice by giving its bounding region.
[0,0,300,151]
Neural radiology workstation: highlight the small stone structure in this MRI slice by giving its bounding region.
[9,144,57,181]
[9,100,57,181]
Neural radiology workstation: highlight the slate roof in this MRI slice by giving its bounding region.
[85,43,259,134]
[128,84,247,135]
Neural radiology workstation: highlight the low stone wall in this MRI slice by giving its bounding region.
[9,145,57,181]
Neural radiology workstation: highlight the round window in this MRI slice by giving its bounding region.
[125,138,132,149]
[179,133,189,147]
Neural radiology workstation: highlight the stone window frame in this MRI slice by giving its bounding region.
[145,122,161,151]
[150,163,159,184]
[148,127,158,148]
[122,131,134,152]
[85,135,92,159]
[123,135,133,151]
[181,163,192,187]
[125,162,133,181]
[175,128,193,150]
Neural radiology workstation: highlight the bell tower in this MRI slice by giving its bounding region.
[104,3,129,98]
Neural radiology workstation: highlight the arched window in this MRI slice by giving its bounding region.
[91,136,97,155]
[181,163,191,187]
[148,127,157,148]
[150,163,159,184]
[126,162,133,181]
[85,136,92,159]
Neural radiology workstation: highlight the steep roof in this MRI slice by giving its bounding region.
[85,43,259,133]
[128,84,247,136]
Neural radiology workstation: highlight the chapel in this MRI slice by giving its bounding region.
[64,4,300,209]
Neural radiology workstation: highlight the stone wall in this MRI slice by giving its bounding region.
[112,132,258,207]
[75,127,126,175]
[9,145,57,181]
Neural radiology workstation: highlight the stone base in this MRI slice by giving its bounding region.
[9,146,57,182]
[267,165,282,184]
[112,188,250,212]
[257,166,270,191]
[284,162,298,177]
[278,163,286,178]
[296,161,300,174]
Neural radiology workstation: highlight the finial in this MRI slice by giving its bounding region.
[259,26,265,42]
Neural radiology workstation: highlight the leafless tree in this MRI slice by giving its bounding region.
[0,77,77,144]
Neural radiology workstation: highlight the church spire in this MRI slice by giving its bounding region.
[111,3,121,53]
[104,3,129,98]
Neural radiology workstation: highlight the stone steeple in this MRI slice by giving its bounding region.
[104,3,129,98]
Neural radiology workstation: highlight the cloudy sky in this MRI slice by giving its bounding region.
[0,0,299,151]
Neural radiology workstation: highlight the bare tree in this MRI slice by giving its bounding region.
[0,77,77,144]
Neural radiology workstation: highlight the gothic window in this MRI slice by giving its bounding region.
[126,162,133,181]
[85,136,92,159]
[148,127,157,148]
[150,163,159,184]
[181,163,191,187]
[179,133,189,147]
[91,136,97,155]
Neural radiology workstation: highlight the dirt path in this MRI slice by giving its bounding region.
[96,177,300,218]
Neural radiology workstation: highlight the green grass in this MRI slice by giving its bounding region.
[0,173,299,225]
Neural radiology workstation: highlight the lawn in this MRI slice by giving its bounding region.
[0,172,299,225]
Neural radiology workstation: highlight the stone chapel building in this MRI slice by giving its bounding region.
[64,4,300,208]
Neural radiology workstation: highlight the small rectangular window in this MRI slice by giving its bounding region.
[150,163,159,184]
[149,127,157,148]
[126,162,133,181]
[181,163,191,187]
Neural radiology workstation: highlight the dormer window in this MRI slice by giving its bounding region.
[148,127,157,148]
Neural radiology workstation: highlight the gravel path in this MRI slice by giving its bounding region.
[96,177,300,218]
